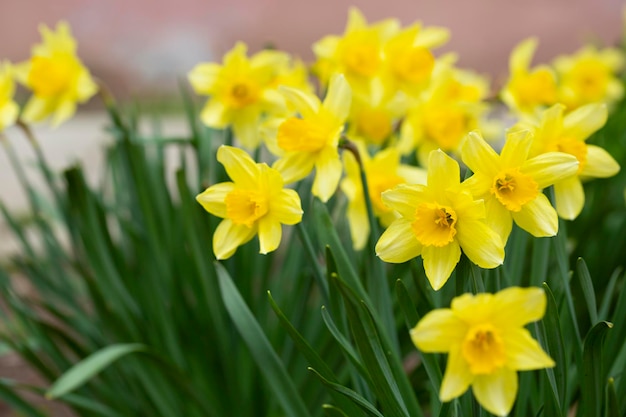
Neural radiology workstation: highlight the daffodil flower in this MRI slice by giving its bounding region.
[411,287,555,416]
[0,62,19,132]
[188,42,290,150]
[375,149,504,290]
[512,103,620,219]
[460,130,579,243]
[271,74,351,203]
[15,22,97,127]
[341,144,426,250]
[196,146,303,259]
[500,38,558,115]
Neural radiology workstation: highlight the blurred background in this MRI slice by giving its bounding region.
[1,0,625,97]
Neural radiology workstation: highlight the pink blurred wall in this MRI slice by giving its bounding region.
[1,0,624,97]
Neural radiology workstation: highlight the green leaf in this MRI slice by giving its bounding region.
[46,343,146,399]
[0,380,47,417]
[323,404,350,417]
[216,262,312,417]
[606,378,619,417]
[581,321,613,417]
[576,258,598,324]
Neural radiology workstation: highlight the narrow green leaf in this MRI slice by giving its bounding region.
[606,378,619,417]
[323,404,350,417]
[216,262,312,417]
[309,368,385,417]
[46,343,146,399]
[576,258,598,324]
[581,321,613,417]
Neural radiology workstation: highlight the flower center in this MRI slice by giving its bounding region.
[512,68,557,108]
[461,324,506,374]
[343,43,380,77]
[226,80,259,108]
[412,202,457,247]
[277,117,329,153]
[225,189,269,227]
[423,107,468,150]
[391,47,434,84]
[491,168,538,211]
[570,60,608,101]
[28,54,79,97]
[548,137,587,174]
[356,108,392,145]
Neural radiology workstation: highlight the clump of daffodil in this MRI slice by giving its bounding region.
[511,103,620,219]
[269,74,351,203]
[0,61,19,132]
[398,63,492,165]
[375,149,504,290]
[553,44,624,111]
[14,21,98,127]
[188,42,295,150]
[411,286,555,416]
[312,7,399,91]
[500,38,558,115]
[341,143,426,250]
[196,145,303,260]
[460,130,579,243]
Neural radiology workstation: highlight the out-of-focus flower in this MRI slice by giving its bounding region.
[398,65,491,165]
[375,150,504,290]
[553,45,624,111]
[460,130,579,243]
[270,74,351,203]
[500,38,558,115]
[312,7,399,92]
[341,144,426,250]
[15,21,97,127]
[196,146,303,260]
[0,62,19,132]
[411,287,554,416]
[512,103,619,219]
[188,42,291,150]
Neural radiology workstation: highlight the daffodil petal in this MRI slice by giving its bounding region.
[271,189,303,225]
[554,176,584,220]
[257,217,282,254]
[461,131,500,179]
[217,146,259,189]
[491,286,547,328]
[232,109,261,150]
[196,182,235,217]
[312,146,342,202]
[376,219,422,263]
[200,99,229,128]
[472,367,517,416]
[272,152,316,184]
[188,63,221,95]
[21,96,54,123]
[503,328,555,370]
[51,99,76,128]
[428,149,461,195]
[500,129,532,169]
[422,242,461,290]
[212,219,256,260]
[322,74,351,123]
[510,37,537,73]
[521,152,579,189]
[563,102,607,141]
[410,309,467,352]
[381,184,426,217]
[440,346,473,402]
[279,85,320,119]
[347,199,369,251]
[581,145,620,178]
[483,196,514,244]
[456,219,504,269]
[512,193,558,237]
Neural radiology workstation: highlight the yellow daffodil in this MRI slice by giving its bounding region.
[0,62,19,132]
[460,130,579,243]
[411,286,555,416]
[15,21,97,127]
[398,65,490,165]
[375,149,504,290]
[270,74,351,203]
[500,38,558,115]
[553,45,624,111]
[341,144,426,250]
[381,23,450,97]
[312,7,399,91]
[196,146,303,259]
[512,103,620,219]
[188,42,290,150]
